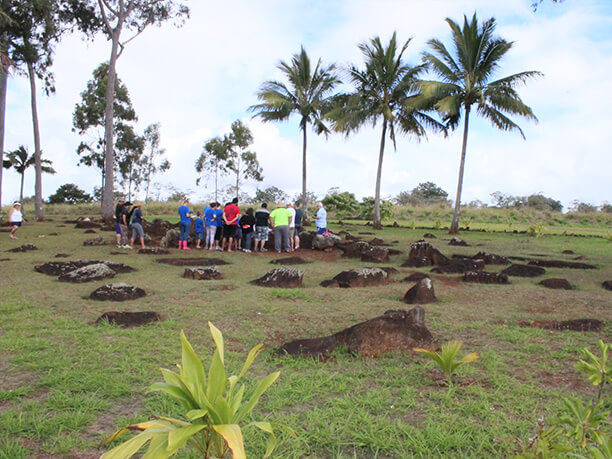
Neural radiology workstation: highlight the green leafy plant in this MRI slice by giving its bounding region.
[415,341,479,388]
[528,223,545,237]
[557,398,609,449]
[101,323,294,458]
[434,219,441,230]
[575,340,611,401]
[514,417,570,458]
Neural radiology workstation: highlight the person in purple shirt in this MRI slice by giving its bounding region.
[178,200,192,250]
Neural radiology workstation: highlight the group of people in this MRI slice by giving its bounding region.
[177,199,328,253]
[115,199,146,249]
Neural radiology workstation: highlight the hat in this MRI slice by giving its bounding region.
[134,201,143,207]
[123,201,132,206]
[13,201,21,206]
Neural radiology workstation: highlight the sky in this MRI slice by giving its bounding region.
[4,0,612,209]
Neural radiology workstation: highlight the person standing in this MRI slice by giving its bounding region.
[8,202,23,239]
[240,208,256,252]
[254,203,270,252]
[129,201,146,249]
[194,211,205,249]
[178,200,192,250]
[287,203,296,251]
[115,198,125,247]
[222,198,241,252]
[120,202,132,248]
[204,202,217,250]
[315,202,327,235]
[293,201,303,250]
[270,203,292,253]
[214,202,224,250]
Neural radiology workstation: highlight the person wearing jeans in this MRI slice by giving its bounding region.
[178,200,192,250]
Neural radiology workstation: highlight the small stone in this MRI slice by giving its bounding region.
[603,280,612,291]
[322,267,388,288]
[539,278,573,290]
[251,267,303,288]
[403,278,438,304]
[449,237,469,246]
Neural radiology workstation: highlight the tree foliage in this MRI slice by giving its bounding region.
[4,144,54,202]
[254,186,288,205]
[421,13,541,233]
[142,123,170,203]
[48,183,92,204]
[195,136,230,201]
[395,181,449,206]
[224,120,263,196]
[328,32,443,228]
[250,46,339,208]
[73,62,142,192]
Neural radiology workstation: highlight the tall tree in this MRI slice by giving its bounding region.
[224,120,263,197]
[250,46,339,209]
[0,4,11,221]
[4,144,55,204]
[421,13,540,233]
[328,32,444,229]
[116,122,144,201]
[73,62,141,194]
[195,137,230,202]
[141,123,170,204]
[85,0,188,221]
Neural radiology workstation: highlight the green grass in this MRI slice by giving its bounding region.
[0,216,610,457]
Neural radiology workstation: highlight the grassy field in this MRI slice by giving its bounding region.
[0,214,610,458]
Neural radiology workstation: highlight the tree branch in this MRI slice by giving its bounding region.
[97,0,114,33]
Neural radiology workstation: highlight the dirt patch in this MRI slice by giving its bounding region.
[47,232,58,236]
[279,307,436,357]
[90,283,147,301]
[95,311,162,327]
[0,258,11,262]
[602,281,612,291]
[431,258,484,274]
[562,250,575,254]
[183,266,223,280]
[270,256,310,265]
[463,271,509,284]
[84,229,97,234]
[54,253,70,258]
[519,319,604,332]
[156,257,229,266]
[138,247,170,255]
[7,244,38,253]
[251,267,303,288]
[423,233,436,238]
[75,221,101,229]
[528,259,597,269]
[539,278,573,290]
[501,264,546,277]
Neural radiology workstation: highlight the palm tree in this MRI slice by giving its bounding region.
[328,32,444,229]
[249,46,340,210]
[4,145,55,203]
[421,13,541,233]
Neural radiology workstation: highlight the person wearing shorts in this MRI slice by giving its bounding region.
[195,211,205,249]
[222,198,241,252]
[8,202,23,239]
[129,201,146,249]
[293,201,303,249]
[254,203,270,252]
[287,202,296,251]
[120,202,131,247]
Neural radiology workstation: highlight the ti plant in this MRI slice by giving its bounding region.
[557,398,609,449]
[101,323,294,458]
[575,340,611,402]
[415,340,479,388]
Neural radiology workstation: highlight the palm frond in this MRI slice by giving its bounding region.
[477,103,526,139]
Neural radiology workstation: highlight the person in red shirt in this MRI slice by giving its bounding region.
[222,197,241,252]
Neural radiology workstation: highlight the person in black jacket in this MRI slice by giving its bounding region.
[241,208,256,252]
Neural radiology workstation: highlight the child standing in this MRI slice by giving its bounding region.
[204,203,217,250]
[195,211,204,249]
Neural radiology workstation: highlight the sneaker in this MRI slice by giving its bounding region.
[261,248,268,252]
[243,249,251,253]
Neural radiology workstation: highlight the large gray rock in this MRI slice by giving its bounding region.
[160,229,180,248]
[313,234,341,250]
[59,263,116,283]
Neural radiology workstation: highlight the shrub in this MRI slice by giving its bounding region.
[48,184,92,204]
[358,197,393,221]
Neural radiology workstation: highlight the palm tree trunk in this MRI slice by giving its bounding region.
[450,106,471,234]
[27,61,44,220]
[373,119,387,230]
[302,124,307,207]
[19,171,24,204]
[0,36,8,222]
[102,30,121,222]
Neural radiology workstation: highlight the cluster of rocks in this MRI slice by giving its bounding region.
[501,264,546,278]
[7,244,38,253]
[402,241,450,268]
[519,319,603,332]
[90,283,146,301]
[463,271,509,284]
[96,311,161,328]
[539,278,573,290]
[35,259,135,283]
[83,235,110,246]
[321,267,389,288]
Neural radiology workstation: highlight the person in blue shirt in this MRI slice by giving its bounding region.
[214,202,224,250]
[194,211,205,249]
[204,202,217,250]
[178,200,192,250]
[129,201,146,249]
